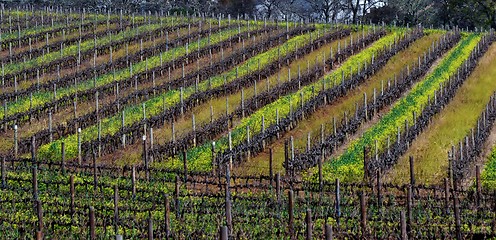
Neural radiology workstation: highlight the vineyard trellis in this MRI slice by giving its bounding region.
[1,6,496,240]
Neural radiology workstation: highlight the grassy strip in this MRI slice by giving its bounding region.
[319,34,481,183]
[171,30,402,171]
[37,26,321,161]
[1,25,247,119]
[388,42,496,185]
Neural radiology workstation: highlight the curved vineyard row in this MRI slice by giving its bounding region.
[293,31,460,173]
[0,7,495,239]
[36,26,334,161]
[200,29,395,172]
[16,26,315,153]
[0,23,261,128]
[319,32,485,182]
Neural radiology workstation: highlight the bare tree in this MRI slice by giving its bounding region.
[342,0,361,23]
[256,0,304,21]
[257,0,283,19]
[305,0,341,22]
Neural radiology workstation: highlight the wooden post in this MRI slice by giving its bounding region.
[228,131,232,152]
[89,206,96,240]
[77,128,82,164]
[324,224,333,240]
[36,199,43,234]
[335,178,341,226]
[290,136,294,179]
[114,185,119,235]
[164,194,171,239]
[148,216,153,240]
[407,185,412,235]
[360,191,367,239]
[95,91,99,120]
[306,209,312,240]
[220,226,228,240]
[142,103,147,133]
[400,211,407,240]
[225,164,232,234]
[32,165,38,200]
[288,190,294,239]
[36,231,43,240]
[74,100,77,119]
[175,175,180,219]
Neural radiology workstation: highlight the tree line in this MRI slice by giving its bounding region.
[2,0,494,32]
